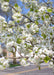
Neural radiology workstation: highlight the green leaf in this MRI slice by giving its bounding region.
[53,12,54,14]
[29,50,32,53]
[39,66,41,70]
[25,43,27,47]
[24,58,27,61]
[27,24,30,28]
[41,33,46,39]
[35,9,38,13]
[36,30,39,33]
[35,21,39,25]
[47,8,52,13]
[30,8,34,11]
[15,3,18,7]
[45,15,49,18]
[35,51,38,53]
[22,37,26,40]
[17,38,22,44]
[7,34,10,37]
[4,0,9,2]
[17,20,20,23]
[41,16,44,21]
[42,11,46,14]
[44,56,51,63]
[50,32,52,35]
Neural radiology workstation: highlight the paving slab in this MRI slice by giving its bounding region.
[0,64,53,75]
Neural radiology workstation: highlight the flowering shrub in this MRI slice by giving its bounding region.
[0,57,9,70]
[0,0,54,70]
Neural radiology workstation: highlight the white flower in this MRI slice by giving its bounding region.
[12,13,22,22]
[26,54,29,57]
[0,45,2,54]
[30,24,39,33]
[8,28,13,33]
[30,58,36,63]
[21,0,27,3]
[6,41,14,47]
[24,18,28,22]
[12,6,21,14]
[1,2,9,11]
[49,62,53,68]
[2,20,7,27]
[20,58,30,66]
[8,21,15,26]
[17,46,20,51]
[39,49,43,54]
[34,55,40,64]
[16,51,21,57]
[29,55,41,65]
[48,50,53,56]
[26,34,32,41]
[12,47,15,52]
[0,57,9,70]
[3,60,9,68]
[40,54,46,59]
[31,1,38,6]
[20,59,26,66]
[39,6,47,12]
[0,16,5,22]
[0,65,4,70]
[28,52,33,57]
[26,36,32,41]
[28,57,32,61]
[43,48,48,54]
[43,48,53,56]
[6,41,17,48]
[0,57,5,63]
[21,53,24,57]
[25,63,30,66]
[33,46,38,52]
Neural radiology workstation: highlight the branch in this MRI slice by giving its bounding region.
[22,14,34,22]
[46,12,54,24]
[42,0,54,9]
[5,56,29,59]
[43,0,49,5]
[9,4,34,23]
[8,21,33,28]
